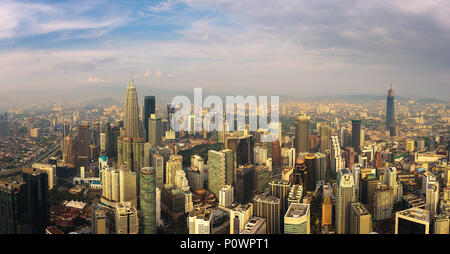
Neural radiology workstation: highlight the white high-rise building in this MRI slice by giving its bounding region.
[425,181,439,217]
[119,167,137,207]
[288,148,296,168]
[422,171,436,197]
[219,185,234,207]
[175,169,190,192]
[330,136,343,174]
[230,203,253,234]
[254,145,268,165]
[353,166,361,202]
[188,207,212,234]
[335,168,356,234]
[166,155,182,185]
[156,187,162,227]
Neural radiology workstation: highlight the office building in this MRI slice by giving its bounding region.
[91,206,108,234]
[284,203,310,234]
[319,122,332,153]
[188,207,211,234]
[226,135,254,167]
[63,135,77,168]
[269,179,291,217]
[230,203,254,234]
[352,120,362,152]
[295,115,310,153]
[219,185,234,207]
[349,203,372,234]
[425,181,439,217]
[433,215,450,234]
[208,149,234,197]
[253,193,281,234]
[140,167,157,234]
[235,164,255,203]
[77,123,90,169]
[335,169,356,234]
[165,155,183,186]
[0,181,30,234]
[374,184,394,221]
[240,217,267,234]
[22,168,50,234]
[314,152,327,183]
[31,163,56,190]
[144,96,156,142]
[148,114,163,146]
[115,202,139,234]
[304,154,316,191]
[395,208,430,234]
[152,153,164,188]
[254,144,268,165]
[330,136,343,174]
[386,87,395,130]
[322,197,333,227]
[287,184,303,207]
[255,164,270,193]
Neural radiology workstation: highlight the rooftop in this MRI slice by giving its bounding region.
[285,203,310,218]
[397,208,430,222]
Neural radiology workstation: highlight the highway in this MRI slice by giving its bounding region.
[0,143,61,176]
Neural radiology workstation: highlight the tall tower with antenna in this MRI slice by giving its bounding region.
[386,84,395,130]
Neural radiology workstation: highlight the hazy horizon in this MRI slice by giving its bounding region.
[1,0,450,100]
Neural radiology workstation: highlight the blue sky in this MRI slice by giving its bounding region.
[0,0,449,99]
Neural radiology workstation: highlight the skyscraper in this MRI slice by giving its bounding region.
[269,180,291,219]
[284,203,310,234]
[235,164,256,203]
[253,193,281,234]
[295,115,310,153]
[335,168,356,234]
[144,96,156,142]
[330,136,343,175]
[140,167,157,234]
[124,80,140,139]
[319,122,332,153]
[386,86,395,130]
[77,123,90,169]
[148,114,162,147]
[208,149,234,197]
[226,135,254,167]
[304,154,316,191]
[92,206,108,234]
[351,120,362,153]
[63,135,77,168]
[349,203,372,234]
[22,168,50,234]
[0,181,30,234]
[115,202,139,234]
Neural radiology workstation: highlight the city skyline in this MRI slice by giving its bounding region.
[0,0,449,240]
[0,0,450,100]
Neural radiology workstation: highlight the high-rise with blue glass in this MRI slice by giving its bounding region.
[386,86,395,130]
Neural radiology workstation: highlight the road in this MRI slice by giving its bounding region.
[0,143,60,176]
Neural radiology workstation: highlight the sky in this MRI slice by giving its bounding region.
[0,0,449,99]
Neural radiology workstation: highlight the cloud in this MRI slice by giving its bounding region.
[0,0,128,40]
[148,0,178,13]
[84,77,105,83]
[134,71,152,79]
